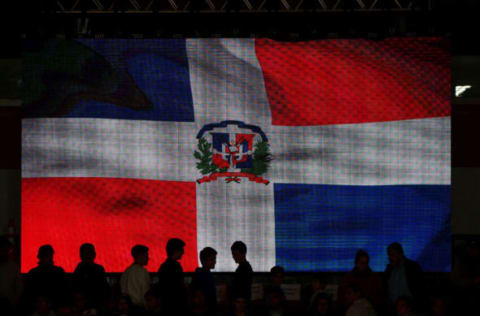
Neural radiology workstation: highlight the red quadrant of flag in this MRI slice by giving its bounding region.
[255,37,451,126]
[21,178,197,272]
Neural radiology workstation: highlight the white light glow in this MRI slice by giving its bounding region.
[455,85,472,97]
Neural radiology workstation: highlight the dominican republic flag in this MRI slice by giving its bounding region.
[22,38,451,273]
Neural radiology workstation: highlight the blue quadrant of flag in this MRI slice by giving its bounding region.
[274,183,451,272]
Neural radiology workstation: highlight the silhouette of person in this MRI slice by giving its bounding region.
[120,244,151,308]
[264,265,285,300]
[191,247,218,314]
[23,245,68,312]
[344,284,377,316]
[337,250,383,314]
[230,241,253,301]
[308,292,334,316]
[72,243,109,308]
[157,238,187,316]
[385,243,425,312]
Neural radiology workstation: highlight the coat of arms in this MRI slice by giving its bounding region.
[194,121,272,184]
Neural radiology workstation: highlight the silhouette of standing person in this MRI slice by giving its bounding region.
[23,245,68,312]
[230,241,253,301]
[120,245,151,308]
[72,243,109,308]
[157,238,187,316]
[191,247,218,314]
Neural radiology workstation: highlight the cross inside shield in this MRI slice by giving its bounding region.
[211,133,255,170]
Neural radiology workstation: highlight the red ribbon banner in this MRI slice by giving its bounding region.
[197,172,270,185]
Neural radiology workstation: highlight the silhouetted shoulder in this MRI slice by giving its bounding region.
[236,261,253,273]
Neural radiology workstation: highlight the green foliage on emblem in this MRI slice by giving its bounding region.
[194,137,219,175]
[241,141,272,175]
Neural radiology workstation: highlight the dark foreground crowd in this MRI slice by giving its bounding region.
[0,237,479,316]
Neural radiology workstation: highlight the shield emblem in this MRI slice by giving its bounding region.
[211,133,255,169]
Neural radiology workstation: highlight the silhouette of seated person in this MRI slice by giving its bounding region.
[308,293,334,316]
[344,284,377,316]
[73,243,108,308]
[262,286,293,316]
[0,237,22,313]
[188,288,210,316]
[24,245,68,312]
[230,241,253,302]
[71,290,98,316]
[394,295,421,316]
[226,294,251,316]
[190,247,218,315]
[303,273,328,312]
[337,250,383,314]
[157,238,187,315]
[120,244,151,308]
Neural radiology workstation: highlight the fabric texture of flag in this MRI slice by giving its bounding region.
[22,38,451,273]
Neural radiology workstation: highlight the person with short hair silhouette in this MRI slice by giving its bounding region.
[385,242,425,311]
[157,238,187,315]
[227,293,251,316]
[73,243,108,308]
[191,247,218,314]
[23,245,68,312]
[230,241,253,301]
[120,245,151,308]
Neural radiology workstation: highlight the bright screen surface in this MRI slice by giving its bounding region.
[22,38,451,272]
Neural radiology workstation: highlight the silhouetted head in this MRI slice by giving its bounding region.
[312,293,332,316]
[37,244,54,265]
[354,249,370,273]
[231,241,247,264]
[396,296,414,316]
[232,294,248,314]
[266,286,285,309]
[200,247,217,270]
[131,244,149,266]
[79,243,96,263]
[166,238,185,261]
[270,265,285,286]
[388,242,405,267]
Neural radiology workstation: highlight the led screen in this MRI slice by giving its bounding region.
[22,38,451,272]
